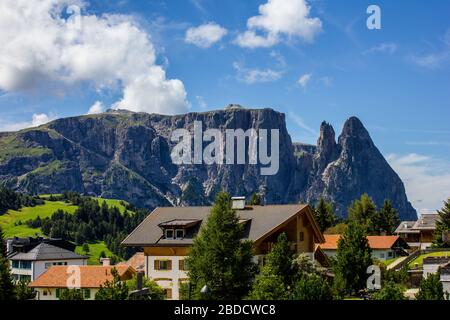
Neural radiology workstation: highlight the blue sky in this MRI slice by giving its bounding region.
[0,0,449,214]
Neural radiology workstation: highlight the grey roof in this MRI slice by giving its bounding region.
[122,204,323,247]
[412,214,440,230]
[395,221,419,234]
[8,243,88,261]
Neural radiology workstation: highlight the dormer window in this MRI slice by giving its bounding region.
[165,229,174,239]
[175,229,185,239]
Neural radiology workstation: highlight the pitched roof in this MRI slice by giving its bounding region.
[29,265,135,288]
[122,204,324,246]
[412,214,440,230]
[8,243,87,261]
[117,252,145,272]
[394,221,420,234]
[320,235,404,250]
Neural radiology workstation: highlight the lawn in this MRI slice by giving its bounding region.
[75,241,114,265]
[408,251,450,268]
[0,200,78,238]
[383,257,398,266]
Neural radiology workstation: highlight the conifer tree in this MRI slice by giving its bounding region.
[433,198,450,247]
[333,222,373,296]
[0,227,16,300]
[314,197,337,233]
[186,192,256,300]
[373,200,400,235]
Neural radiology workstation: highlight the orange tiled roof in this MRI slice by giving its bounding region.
[29,265,135,289]
[118,252,145,272]
[320,234,401,250]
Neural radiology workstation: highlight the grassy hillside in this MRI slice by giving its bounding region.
[75,241,113,265]
[0,200,78,238]
[0,195,135,265]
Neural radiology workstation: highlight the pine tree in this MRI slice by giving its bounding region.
[314,197,337,233]
[373,200,400,235]
[433,198,450,247]
[186,191,256,300]
[333,222,373,296]
[348,194,377,233]
[249,233,295,299]
[0,226,16,300]
[415,273,445,300]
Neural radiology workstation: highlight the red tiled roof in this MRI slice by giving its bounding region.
[29,265,135,289]
[320,234,401,250]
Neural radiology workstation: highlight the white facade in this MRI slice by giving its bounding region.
[322,249,395,261]
[10,259,87,282]
[145,255,188,300]
[441,273,450,299]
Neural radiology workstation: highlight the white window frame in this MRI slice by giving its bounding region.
[175,229,185,239]
[165,229,174,239]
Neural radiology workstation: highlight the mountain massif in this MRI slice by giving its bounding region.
[0,106,417,220]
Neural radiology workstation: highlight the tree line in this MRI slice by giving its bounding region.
[27,195,148,260]
[0,188,43,215]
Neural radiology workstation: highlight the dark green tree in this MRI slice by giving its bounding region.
[333,222,373,296]
[0,226,16,300]
[95,268,129,300]
[82,243,90,255]
[15,280,35,300]
[372,281,405,300]
[186,192,256,300]
[348,194,377,232]
[293,273,334,300]
[249,193,262,205]
[415,273,445,300]
[60,289,84,300]
[314,197,337,233]
[249,233,296,300]
[433,197,450,247]
[372,200,400,235]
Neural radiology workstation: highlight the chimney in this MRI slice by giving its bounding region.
[100,258,111,266]
[231,196,246,210]
[6,239,13,255]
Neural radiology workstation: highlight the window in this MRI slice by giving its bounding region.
[165,229,174,239]
[299,232,304,242]
[380,253,385,259]
[84,289,91,299]
[179,259,188,271]
[19,261,32,269]
[388,251,393,258]
[175,229,185,239]
[154,260,172,271]
[164,288,173,299]
[12,261,19,268]
[43,290,48,296]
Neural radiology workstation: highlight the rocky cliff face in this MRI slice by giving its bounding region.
[0,107,417,219]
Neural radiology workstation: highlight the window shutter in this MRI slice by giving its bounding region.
[154,260,160,270]
[166,288,172,299]
[167,260,172,270]
[179,260,185,271]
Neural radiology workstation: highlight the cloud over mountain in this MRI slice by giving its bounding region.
[0,0,189,115]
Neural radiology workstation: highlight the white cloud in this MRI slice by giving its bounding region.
[0,0,189,115]
[195,96,208,109]
[87,101,104,115]
[387,153,450,215]
[364,42,397,55]
[298,73,312,88]
[410,29,450,69]
[289,112,317,136]
[235,0,322,48]
[233,62,283,84]
[0,113,53,132]
[185,22,228,48]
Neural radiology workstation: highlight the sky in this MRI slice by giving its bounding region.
[0,0,449,215]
